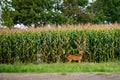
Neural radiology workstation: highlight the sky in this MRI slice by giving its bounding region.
[89,0,96,3]
[89,0,93,3]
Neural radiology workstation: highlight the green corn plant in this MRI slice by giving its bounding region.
[0,29,120,63]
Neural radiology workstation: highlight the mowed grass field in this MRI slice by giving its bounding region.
[0,61,120,73]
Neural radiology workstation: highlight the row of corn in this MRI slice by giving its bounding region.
[0,29,120,63]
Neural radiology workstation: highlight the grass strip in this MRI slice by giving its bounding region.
[0,61,120,73]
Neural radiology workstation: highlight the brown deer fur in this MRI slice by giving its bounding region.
[67,51,84,63]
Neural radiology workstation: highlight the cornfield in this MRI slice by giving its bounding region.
[0,24,120,63]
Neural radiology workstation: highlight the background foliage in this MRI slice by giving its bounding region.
[87,0,120,24]
[1,0,120,28]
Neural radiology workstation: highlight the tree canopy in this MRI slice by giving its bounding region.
[88,0,120,24]
[60,0,92,24]
[0,0,120,28]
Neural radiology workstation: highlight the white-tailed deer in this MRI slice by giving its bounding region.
[67,51,84,63]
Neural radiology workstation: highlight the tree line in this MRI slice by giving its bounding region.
[0,0,120,28]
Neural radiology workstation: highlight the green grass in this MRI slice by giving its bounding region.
[0,61,120,73]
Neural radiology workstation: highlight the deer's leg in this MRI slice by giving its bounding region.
[69,60,72,63]
[78,60,80,63]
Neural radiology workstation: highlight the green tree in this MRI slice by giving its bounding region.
[11,0,57,27]
[78,0,88,7]
[1,0,14,28]
[1,0,74,27]
[2,6,14,28]
[60,0,92,24]
[88,0,120,23]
